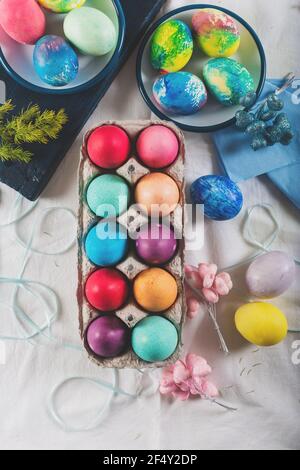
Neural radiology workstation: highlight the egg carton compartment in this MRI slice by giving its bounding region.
[77,120,186,369]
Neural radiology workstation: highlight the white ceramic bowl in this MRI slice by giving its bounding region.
[136,4,266,132]
[0,0,125,94]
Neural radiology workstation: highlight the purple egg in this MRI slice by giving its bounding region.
[136,223,178,265]
[86,316,130,358]
[246,251,296,299]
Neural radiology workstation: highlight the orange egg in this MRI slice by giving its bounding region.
[135,173,180,217]
[133,268,178,312]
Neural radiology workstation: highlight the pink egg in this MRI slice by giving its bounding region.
[0,0,46,45]
[136,125,179,169]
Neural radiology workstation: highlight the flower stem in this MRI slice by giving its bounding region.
[185,280,230,355]
[207,303,230,356]
[207,397,238,412]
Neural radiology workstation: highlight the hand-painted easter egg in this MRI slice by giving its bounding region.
[190,175,243,221]
[86,316,130,358]
[203,58,255,106]
[136,223,178,265]
[235,302,288,346]
[85,268,129,312]
[87,125,131,169]
[64,7,117,56]
[136,125,179,169]
[153,72,208,116]
[132,316,178,362]
[0,0,46,45]
[135,173,180,217]
[33,35,79,87]
[86,174,130,217]
[133,268,178,312]
[150,20,193,73]
[85,221,128,267]
[246,251,296,299]
[38,0,86,13]
[192,8,240,57]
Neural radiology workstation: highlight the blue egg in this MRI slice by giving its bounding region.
[153,72,207,115]
[190,175,243,221]
[85,221,129,266]
[33,35,79,87]
[132,316,178,362]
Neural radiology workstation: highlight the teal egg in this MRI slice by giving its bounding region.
[85,221,128,267]
[132,316,178,362]
[203,58,255,106]
[86,174,130,217]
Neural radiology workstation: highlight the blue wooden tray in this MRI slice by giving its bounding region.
[0,0,166,200]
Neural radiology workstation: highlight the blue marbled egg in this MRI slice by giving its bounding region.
[190,175,243,221]
[203,58,255,106]
[33,35,79,87]
[153,72,207,115]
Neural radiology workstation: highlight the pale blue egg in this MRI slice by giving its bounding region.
[153,72,207,115]
[191,175,243,221]
[33,35,79,87]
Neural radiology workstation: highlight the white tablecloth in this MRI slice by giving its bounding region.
[0,0,299,450]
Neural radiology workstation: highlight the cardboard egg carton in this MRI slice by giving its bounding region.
[77,120,186,369]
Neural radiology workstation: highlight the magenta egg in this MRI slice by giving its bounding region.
[136,223,178,265]
[86,316,130,358]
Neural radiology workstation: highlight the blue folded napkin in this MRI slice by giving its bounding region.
[212,79,300,208]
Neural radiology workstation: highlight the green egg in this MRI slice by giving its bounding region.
[150,19,193,73]
[64,7,117,56]
[132,316,178,363]
[86,174,130,217]
[203,58,255,106]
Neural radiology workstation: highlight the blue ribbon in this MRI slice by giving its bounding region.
[0,194,137,432]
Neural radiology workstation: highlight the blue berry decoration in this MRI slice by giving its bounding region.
[265,113,294,146]
[235,89,294,151]
[239,92,257,109]
[235,110,255,130]
[267,94,284,111]
[259,110,277,122]
[246,121,266,135]
[251,134,268,151]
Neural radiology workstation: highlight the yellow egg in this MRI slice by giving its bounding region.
[133,268,178,312]
[235,302,288,347]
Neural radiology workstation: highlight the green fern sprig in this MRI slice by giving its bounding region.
[0,101,68,163]
[0,100,14,123]
[0,144,33,164]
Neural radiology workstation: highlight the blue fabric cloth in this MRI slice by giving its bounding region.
[267,80,300,209]
[212,79,300,208]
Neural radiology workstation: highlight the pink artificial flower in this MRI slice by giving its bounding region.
[160,354,219,401]
[185,263,233,318]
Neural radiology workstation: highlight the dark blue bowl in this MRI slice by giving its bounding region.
[136,4,266,133]
[0,0,126,95]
